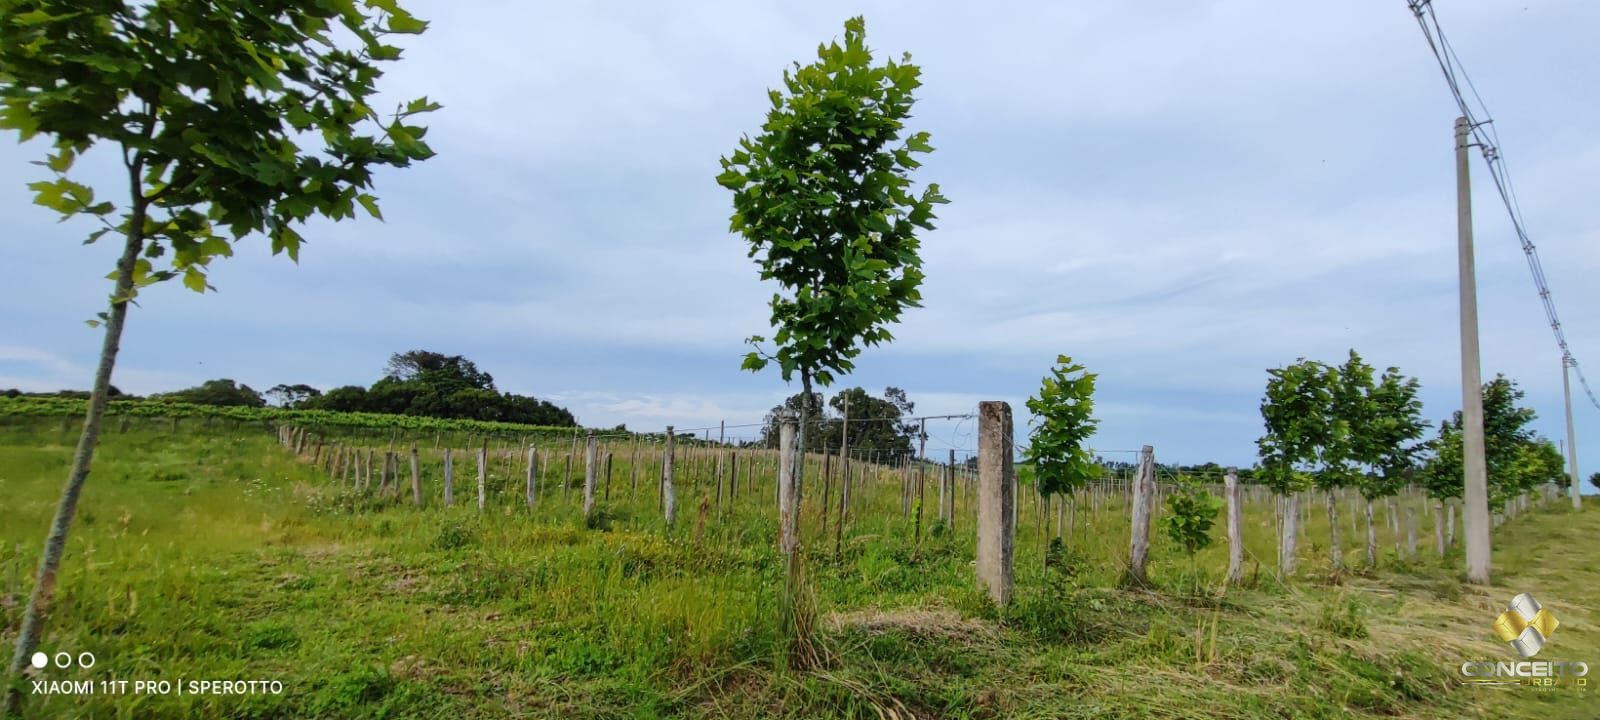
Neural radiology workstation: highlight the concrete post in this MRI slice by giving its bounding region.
[1564,358,1582,510]
[778,412,799,557]
[944,448,957,526]
[1406,507,1418,560]
[476,442,487,512]
[1365,499,1378,567]
[1456,116,1492,583]
[1128,445,1155,585]
[443,448,454,506]
[1280,492,1299,578]
[1225,468,1243,585]
[663,426,677,526]
[583,432,598,519]
[976,401,1015,606]
[525,447,538,509]
[1434,500,1445,558]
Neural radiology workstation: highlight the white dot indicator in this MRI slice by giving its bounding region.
[30,652,46,669]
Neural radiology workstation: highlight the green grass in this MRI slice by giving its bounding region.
[1,421,1594,718]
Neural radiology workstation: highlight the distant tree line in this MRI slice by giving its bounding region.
[2,350,577,427]
[755,386,920,464]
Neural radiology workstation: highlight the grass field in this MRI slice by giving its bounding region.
[1,420,1594,718]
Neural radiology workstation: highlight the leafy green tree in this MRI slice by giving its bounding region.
[1481,375,1537,507]
[717,16,945,668]
[1023,356,1099,498]
[264,383,321,408]
[154,378,266,407]
[1354,366,1426,566]
[1511,438,1565,491]
[1257,358,1332,577]
[302,351,576,426]
[1,0,437,703]
[1589,472,1599,493]
[719,15,946,444]
[1162,477,1223,557]
[1319,351,1373,571]
[757,386,918,462]
[1420,418,1464,504]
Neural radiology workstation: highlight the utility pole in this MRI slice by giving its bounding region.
[1457,115,1492,584]
[1563,356,1582,510]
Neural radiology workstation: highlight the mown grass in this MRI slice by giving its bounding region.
[1,420,1593,718]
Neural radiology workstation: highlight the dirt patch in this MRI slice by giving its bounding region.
[825,607,999,642]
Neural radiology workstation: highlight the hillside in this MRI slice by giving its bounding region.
[1,421,1593,719]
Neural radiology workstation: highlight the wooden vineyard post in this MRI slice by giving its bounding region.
[1127,445,1156,586]
[1225,467,1243,585]
[715,449,726,513]
[1365,498,1378,568]
[629,437,640,495]
[409,446,422,507]
[778,412,799,559]
[443,448,455,507]
[838,394,851,520]
[819,442,831,532]
[1406,507,1417,561]
[915,418,928,544]
[525,446,538,509]
[476,441,488,513]
[976,402,1015,606]
[604,451,613,502]
[583,432,598,521]
[1434,500,1446,558]
[569,428,582,499]
[663,427,677,526]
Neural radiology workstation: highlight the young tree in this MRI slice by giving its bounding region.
[1355,367,1426,567]
[717,16,946,668]
[1024,355,1099,503]
[1162,477,1223,559]
[1,1,437,706]
[1420,417,1463,508]
[1320,351,1373,573]
[1481,375,1537,509]
[1257,359,1332,578]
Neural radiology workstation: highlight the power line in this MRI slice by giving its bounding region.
[1405,0,1600,410]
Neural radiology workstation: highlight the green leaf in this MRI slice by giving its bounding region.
[356,193,383,220]
[387,12,427,33]
[182,268,209,293]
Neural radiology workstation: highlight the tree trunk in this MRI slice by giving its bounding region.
[1365,499,1377,568]
[1280,492,1299,578]
[1327,491,1342,573]
[1434,500,1445,558]
[7,212,146,715]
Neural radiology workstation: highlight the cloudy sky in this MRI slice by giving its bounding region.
[2,2,1597,484]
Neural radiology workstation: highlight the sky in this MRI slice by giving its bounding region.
[1,1,1598,488]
